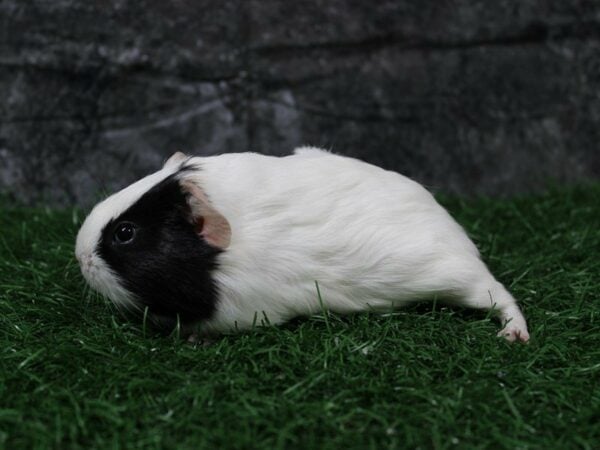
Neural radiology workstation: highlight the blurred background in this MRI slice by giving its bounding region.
[0,0,598,206]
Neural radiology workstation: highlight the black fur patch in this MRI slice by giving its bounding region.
[97,169,221,332]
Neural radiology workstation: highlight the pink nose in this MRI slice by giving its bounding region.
[76,252,92,268]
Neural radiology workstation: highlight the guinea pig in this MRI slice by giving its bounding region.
[75,147,529,342]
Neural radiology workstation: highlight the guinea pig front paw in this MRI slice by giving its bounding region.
[187,333,216,347]
[497,325,530,343]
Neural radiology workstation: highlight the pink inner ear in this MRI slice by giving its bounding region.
[194,216,205,235]
[181,181,231,249]
[200,213,231,249]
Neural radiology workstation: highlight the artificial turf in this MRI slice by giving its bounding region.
[0,184,599,450]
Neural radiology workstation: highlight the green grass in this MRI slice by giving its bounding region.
[1,184,599,450]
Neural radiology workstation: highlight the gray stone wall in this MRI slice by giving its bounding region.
[1,0,599,206]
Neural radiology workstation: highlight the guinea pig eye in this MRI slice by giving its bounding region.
[113,222,136,244]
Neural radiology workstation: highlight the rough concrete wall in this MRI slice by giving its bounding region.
[0,0,599,206]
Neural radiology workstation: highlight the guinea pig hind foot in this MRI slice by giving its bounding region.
[458,280,530,343]
[496,304,530,343]
[497,324,530,343]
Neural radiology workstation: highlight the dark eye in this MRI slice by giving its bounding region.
[113,222,136,244]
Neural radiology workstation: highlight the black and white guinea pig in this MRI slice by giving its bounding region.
[75,147,529,342]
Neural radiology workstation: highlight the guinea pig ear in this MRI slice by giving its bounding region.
[164,152,189,169]
[180,180,231,250]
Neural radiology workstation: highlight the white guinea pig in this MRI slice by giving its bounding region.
[75,147,529,342]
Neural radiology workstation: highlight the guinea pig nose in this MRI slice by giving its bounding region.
[76,252,91,268]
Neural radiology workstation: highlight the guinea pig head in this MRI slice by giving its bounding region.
[75,165,231,332]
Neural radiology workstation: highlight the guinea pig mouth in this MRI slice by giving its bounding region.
[77,252,138,311]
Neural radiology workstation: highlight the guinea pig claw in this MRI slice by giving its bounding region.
[497,327,530,343]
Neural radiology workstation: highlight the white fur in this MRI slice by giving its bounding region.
[75,164,183,310]
[77,147,530,341]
